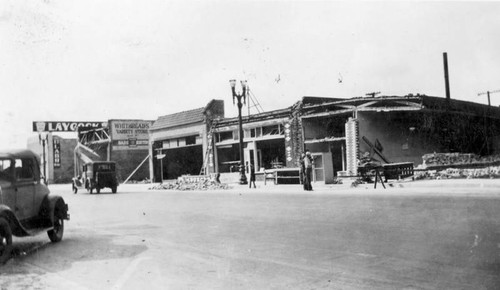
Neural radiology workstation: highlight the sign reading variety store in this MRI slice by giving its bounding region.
[109,120,153,150]
[33,121,106,132]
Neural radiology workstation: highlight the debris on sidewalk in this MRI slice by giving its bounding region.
[413,153,500,180]
[414,166,500,180]
[422,152,500,168]
[149,175,230,191]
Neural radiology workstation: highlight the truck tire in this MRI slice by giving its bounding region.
[47,212,64,243]
[112,186,117,194]
[0,218,12,263]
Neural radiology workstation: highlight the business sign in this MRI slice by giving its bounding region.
[110,120,153,150]
[53,139,61,168]
[33,121,106,132]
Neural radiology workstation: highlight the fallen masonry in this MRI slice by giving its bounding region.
[149,175,230,191]
[415,166,500,180]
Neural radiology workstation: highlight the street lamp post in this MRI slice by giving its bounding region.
[230,79,248,185]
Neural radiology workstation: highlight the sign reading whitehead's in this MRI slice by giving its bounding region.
[109,120,153,150]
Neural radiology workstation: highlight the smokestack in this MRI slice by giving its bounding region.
[443,52,451,102]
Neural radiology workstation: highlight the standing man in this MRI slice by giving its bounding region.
[248,162,256,188]
[303,149,313,191]
[299,153,306,190]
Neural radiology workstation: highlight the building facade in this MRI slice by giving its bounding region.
[148,100,224,182]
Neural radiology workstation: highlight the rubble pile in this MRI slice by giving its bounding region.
[422,152,500,168]
[149,176,229,191]
[414,166,500,180]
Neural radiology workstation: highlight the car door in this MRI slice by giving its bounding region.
[14,158,36,221]
[0,158,16,210]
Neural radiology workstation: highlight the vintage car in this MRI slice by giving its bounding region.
[73,161,118,194]
[0,149,69,262]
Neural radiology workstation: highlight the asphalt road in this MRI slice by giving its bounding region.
[1,181,500,289]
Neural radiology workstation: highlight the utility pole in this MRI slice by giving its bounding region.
[365,91,381,98]
[477,89,500,155]
[478,89,500,106]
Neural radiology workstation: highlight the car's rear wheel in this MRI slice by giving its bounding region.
[0,218,13,263]
[96,187,100,194]
[48,214,64,243]
[112,186,117,193]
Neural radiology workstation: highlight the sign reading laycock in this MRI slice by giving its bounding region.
[33,121,106,132]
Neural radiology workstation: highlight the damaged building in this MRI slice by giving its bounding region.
[213,107,297,177]
[148,94,500,185]
[300,94,500,181]
[148,100,224,182]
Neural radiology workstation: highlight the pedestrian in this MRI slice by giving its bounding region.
[303,150,313,191]
[249,162,256,188]
[299,153,306,190]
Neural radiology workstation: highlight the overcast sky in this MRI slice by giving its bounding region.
[1,1,500,150]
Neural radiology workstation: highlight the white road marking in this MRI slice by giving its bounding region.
[111,256,152,290]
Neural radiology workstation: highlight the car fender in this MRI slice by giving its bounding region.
[42,195,70,223]
[0,204,30,237]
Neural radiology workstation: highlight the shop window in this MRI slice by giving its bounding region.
[185,135,197,145]
[262,124,282,136]
[217,131,233,142]
[250,127,262,138]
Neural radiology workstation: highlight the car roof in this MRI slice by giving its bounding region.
[0,149,38,159]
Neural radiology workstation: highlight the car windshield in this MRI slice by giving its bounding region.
[0,159,13,181]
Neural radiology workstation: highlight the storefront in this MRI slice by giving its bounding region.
[213,108,298,176]
[148,100,224,182]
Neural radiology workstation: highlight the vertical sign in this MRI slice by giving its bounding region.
[284,123,293,165]
[53,139,61,168]
[345,118,359,176]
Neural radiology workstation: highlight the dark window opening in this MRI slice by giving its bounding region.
[217,131,233,142]
[185,135,197,145]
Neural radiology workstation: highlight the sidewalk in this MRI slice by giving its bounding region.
[120,177,500,195]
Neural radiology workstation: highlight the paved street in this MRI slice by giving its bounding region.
[1,180,500,289]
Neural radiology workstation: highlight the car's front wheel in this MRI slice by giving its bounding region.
[48,214,64,243]
[0,218,13,263]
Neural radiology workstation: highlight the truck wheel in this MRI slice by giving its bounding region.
[96,187,101,194]
[112,186,117,193]
[48,214,64,243]
[0,218,13,263]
